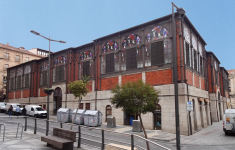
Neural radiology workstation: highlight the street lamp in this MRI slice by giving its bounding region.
[30,30,66,136]
[171,2,186,150]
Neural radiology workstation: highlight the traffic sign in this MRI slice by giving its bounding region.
[187,101,193,111]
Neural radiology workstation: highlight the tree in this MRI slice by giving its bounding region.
[68,75,90,130]
[111,80,160,150]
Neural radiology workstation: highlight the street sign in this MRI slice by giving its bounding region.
[187,101,193,111]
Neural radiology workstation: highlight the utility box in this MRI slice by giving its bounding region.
[57,108,72,123]
[84,110,102,127]
[71,109,86,125]
[107,116,116,128]
[132,120,143,132]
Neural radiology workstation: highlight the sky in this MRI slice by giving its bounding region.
[0,0,234,70]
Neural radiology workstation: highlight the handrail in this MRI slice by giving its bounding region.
[0,124,5,141]
[16,123,24,139]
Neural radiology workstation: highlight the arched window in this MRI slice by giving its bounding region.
[143,26,172,68]
[102,40,119,54]
[122,34,141,49]
[41,62,49,86]
[79,51,94,78]
[53,56,66,82]
[23,66,31,88]
[9,70,15,90]
[146,26,169,43]
[54,87,62,96]
[16,68,23,89]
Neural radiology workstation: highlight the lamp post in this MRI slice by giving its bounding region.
[171,2,186,150]
[30,30,66,136]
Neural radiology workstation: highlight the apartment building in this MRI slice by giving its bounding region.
[0,43,44,101]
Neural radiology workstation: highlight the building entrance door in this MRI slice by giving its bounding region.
[53,87,62,115]
[154,104,161,130]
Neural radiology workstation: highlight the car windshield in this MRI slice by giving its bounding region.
[12,105,22,108]
[0,103,5,106]
[35,107,44,111]
[17,105,22,108]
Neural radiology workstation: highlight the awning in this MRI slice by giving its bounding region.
[198,98,204,102]
[205,99,210,103]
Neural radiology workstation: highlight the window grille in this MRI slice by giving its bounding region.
[114,53,119,72]
[194,50,197,71]
[85,103,90,110]
[185,42,190,66]
[40,71,48,85]
[200,56,202,73]
[101,55,106,74]
[164,39,172,64]
[137,46,143,68]
[121,51,126,71]
[126,48,137,70]
[144,45,151,67]
[79,103,83,109]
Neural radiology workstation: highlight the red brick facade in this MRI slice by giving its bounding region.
[15,91,21,99]
[8,92,14,99]
[186,70,193,86]
[201,78,205,90]
[146,69,172,86]
[40,88,47,97]
[194,74,200,88]
[101,77,118,91]
[122,73,142,85]
[86,81,92,92]
[23,89,30,98]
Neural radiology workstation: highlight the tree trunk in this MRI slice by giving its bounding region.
[138,114,150,150]
[70,97,81,130]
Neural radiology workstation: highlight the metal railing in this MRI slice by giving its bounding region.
[0,115,170,150]
[0,124,6,141]
[16,123,24,139]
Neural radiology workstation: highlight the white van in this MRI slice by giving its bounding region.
[5,103,23,115]
[25,105,47,118]
[223,109,235,135]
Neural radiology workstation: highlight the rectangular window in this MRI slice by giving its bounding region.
[4,53,9,59]
[185,42,190,66]
[10,78,15,90]
[16,76,22,89]
[126,48,137,70]
[144,46,151,67]
[114,53,119,72]
[200,56,202,73]
[151,41,164,66]
[25,57,29,62]
[79,103,83,109]
[106,53,114,73]
[85,103,90,110]
[54,66,65,82]
[15,55,20,62]
[83,61,90,77]
[121,51,126,71]
[24,74,30,88]
[41,71,48,85]
[3,64,8,71]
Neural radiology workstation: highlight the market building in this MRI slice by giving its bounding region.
[6,12,230,135]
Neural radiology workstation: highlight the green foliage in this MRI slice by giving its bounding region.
[68,76,90,99]
[111,80,160,115]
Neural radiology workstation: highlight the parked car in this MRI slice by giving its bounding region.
[223,109,235,135]
[0,102,6,113]
[5,103,23,115]
[25,105,47,118]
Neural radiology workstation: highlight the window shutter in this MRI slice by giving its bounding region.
[25,74,29,88]
[55,67,60,82]
[59,65,64,81]
[106,53,114,73]
[151,41,164,66]
[126,48,137,70]
[83,61,90,77]
[106,54,110,73]
[186,43,190,66]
